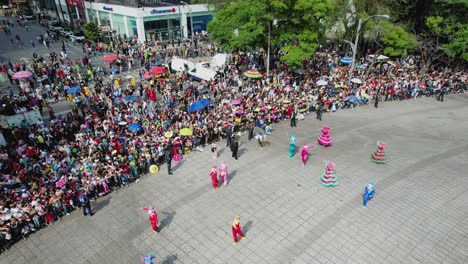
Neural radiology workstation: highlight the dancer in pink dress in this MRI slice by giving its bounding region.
[320,161,339,187]
[317,126,332,147]
[218,161,228,187]
[210,165,219,189]
[301,144,314,166]
[371,141,388,164]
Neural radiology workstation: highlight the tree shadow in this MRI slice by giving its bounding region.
[161,254,178,264]
[243,220,253,235]
[159,211,176,231]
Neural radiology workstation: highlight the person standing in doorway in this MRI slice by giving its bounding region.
[231,215,246,246]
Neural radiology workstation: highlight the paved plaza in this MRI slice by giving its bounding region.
[1,95,467,264]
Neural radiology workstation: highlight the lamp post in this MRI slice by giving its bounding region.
[180,1,193,45]
[266,19,277,78]
[267,21,271,77]
[349,14,390,80]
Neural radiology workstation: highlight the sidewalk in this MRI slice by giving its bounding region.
[1,96,467,264]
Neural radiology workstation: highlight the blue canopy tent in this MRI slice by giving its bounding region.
[128,123,143,132]
[340,57,353,65]
[124,96,138,102]
[188,99,210,112]
[67,87,80,94]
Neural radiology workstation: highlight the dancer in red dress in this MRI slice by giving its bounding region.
[143,207,159,232]
[232,215,246,246]
[210,165,219,189]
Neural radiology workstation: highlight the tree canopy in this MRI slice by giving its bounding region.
[206,0,468,66]
[208,0,333,68]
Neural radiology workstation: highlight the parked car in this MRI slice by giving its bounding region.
[48,22,62,32]
[59,28,72,37]
[69,32,85,42]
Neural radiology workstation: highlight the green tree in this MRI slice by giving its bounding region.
[208,0,267,51]
[208,0,333,68]
[84,22,99,41]
[377,21,418,57]
[424,16,468,62]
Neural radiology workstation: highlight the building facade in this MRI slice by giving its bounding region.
[48,0,213,43]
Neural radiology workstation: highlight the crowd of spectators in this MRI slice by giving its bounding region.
[0,27,466,252]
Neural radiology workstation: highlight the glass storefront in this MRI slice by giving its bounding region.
[144,17,181,42]
[98,11,109,26]
[111,13,126,37]
[192,14,212,32]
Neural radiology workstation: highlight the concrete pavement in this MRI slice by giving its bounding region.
[1,95,467,264]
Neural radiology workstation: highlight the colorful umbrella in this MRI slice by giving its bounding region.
[351,78,362,84]
[124,96,139,102]
[179,128,193,136]
[128,123,143,132]
[188,99,210,112]
[67,87,81,94]
[102,54,118,63]
[316,80,328,86]
[143,72,155,79]
[149,165,159,174]
[108,67,119,73]
[164,131,173,138]
[340,57,353,64]
[243,69,262,78]
[150,66,166,75]
[231,99,241,105]
[12,71,33,80]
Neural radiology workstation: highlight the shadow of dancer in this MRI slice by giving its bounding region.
[243,220,253,235]
[159,211,176,231]
[161,254,178,264]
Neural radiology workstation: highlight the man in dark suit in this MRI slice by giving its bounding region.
[291,107,298,127]
[231,141,239,160]
[165,144,173,175]
[316,103,323,121]
[248,122,254,141]
[374,92,379,108]
[226,126,233,147]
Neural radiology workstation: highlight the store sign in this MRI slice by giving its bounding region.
[65,0,84,8]
[103,6,113,11]
[150,8,176,15]
[100,26,110,32]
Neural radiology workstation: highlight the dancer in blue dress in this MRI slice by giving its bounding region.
[363,181,375,208]
[288,135,297,158]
